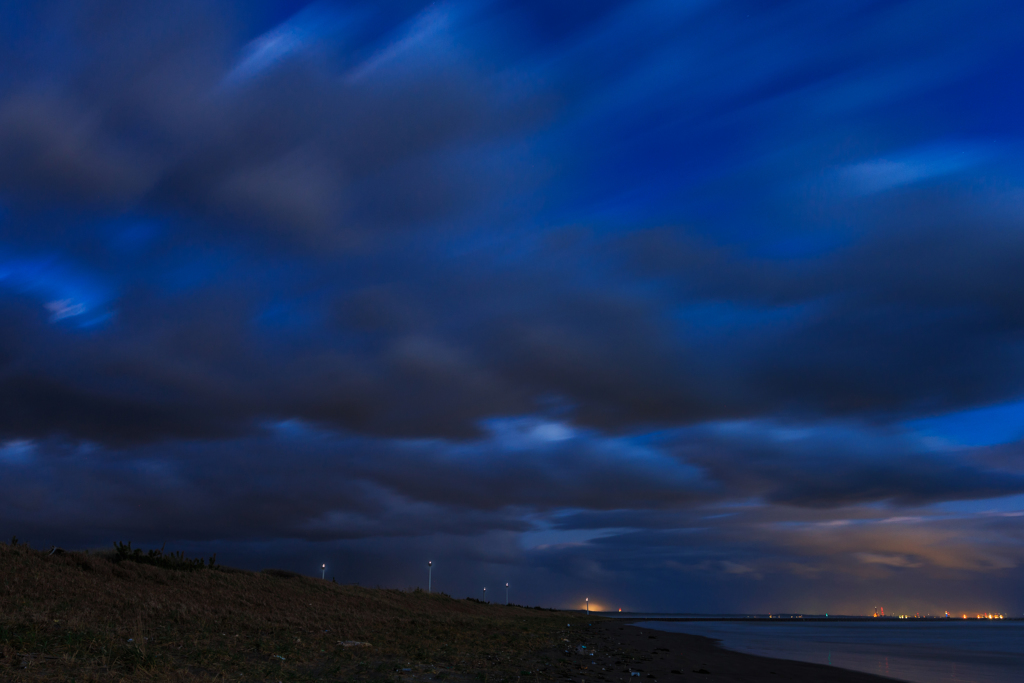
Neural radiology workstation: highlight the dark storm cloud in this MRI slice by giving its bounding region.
[3,0,1024,612]
[4,224,1024,445]
[4,0,1024,441]
[2,419,1018,548]
[516,511,1024,612]
[620,206,1024,420]
[669,422,1024,507]
[0,419,702,543]
[0,0,548,240]
[0,433,533,544]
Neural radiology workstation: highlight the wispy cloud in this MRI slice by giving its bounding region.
[840,142,997,195]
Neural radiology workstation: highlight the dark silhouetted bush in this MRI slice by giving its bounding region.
[261,568,302,579]
[113,541,216,571]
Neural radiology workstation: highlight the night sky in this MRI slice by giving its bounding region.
[2,0,1024,616]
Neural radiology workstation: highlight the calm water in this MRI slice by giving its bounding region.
[635,619,1024,683]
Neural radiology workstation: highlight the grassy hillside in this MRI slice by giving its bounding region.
[0,542,577,682]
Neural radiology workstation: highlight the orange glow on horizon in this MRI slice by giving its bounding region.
[872,611,1006,620]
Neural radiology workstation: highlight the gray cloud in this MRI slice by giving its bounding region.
[670,422,1024,507]
[0,0,549,242]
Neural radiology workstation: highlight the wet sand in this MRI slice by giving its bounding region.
[555,620,900,683]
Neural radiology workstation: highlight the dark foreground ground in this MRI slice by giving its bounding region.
[1,542,895,682]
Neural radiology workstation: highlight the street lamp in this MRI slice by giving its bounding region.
[506,582,509,605]
[321,563,326,580]
[428,561,432,593]
[483,587,487,602]
[586,597,589,614]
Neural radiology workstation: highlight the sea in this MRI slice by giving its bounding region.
[623,617,1024,683]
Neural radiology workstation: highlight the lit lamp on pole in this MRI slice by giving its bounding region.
[483,587,487,602]
[321,563,326,580]
[506,582,509,605]
[428,561,432,593]
[586,597,589,614]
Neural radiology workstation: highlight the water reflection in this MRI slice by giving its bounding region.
[637,620,1024,683]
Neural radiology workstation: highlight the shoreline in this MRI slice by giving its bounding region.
[557,620,901,683]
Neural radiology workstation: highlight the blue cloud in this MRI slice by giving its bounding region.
[0,253,113,328]
[906,397,1024,448]
[840,142,997,195]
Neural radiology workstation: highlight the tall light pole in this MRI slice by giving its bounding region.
[586,597,589,614]
[483,587,487,602]
[321,563,326,580]
[428,561,432,593]
[506,582,509,605]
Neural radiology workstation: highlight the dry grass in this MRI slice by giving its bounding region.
[0,542,582,682]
